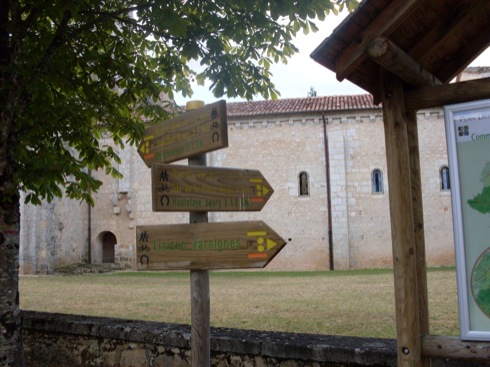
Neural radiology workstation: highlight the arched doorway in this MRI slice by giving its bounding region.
[102,231,117,263]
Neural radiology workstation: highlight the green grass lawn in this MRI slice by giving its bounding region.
[19,267,459,338]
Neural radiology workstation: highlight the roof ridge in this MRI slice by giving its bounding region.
[226,94,378,117]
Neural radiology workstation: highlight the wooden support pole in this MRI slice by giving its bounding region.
[188,100,210,367]
[406,110,430,343]
[190,267,210,367]
[189,153,210,367]
[380,70,428,367]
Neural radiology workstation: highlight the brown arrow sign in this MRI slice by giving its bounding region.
[136,221,287,270]
[152,164,273,212]
[138,100,228,166]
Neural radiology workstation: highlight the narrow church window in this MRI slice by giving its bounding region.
[440,166,450,191]
[299,171,309,197]
[372,169,383,194]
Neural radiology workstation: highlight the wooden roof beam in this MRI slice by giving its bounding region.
[412,0,490,82]
[368,37,442,89]
[409,0,487,61]
[334,0,420,82]
[404,77,490,111]
[436,30,490,83]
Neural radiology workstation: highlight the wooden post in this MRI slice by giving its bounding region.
[406,110,430,343]
[188,101,210,367]
[190,267,210,367]
[380,71,428,366]
[189,154,210,367]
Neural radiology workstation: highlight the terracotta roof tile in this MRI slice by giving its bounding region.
[227,94,378,117]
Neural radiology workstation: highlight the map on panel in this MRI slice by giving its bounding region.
[468,162,490,318]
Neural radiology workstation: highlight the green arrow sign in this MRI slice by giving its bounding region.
[136,221,287,270]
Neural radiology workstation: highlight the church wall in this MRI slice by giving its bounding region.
[209,115,331,270]
[19,104,456,274]
[90,155,134,267]
[89,139,189,270]
[335,112,393,269]
[416,110,455,266]
[19,193,89,274]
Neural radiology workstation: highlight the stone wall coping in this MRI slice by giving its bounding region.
[21,310,397,365]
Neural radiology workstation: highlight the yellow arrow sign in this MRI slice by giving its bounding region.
[151,164,274,212]
[138,100,228,166]
[245,231,278,253]
[136,221,287,270]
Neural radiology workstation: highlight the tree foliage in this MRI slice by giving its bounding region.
[0,0,358,207]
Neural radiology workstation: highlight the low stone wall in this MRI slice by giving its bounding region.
[20,311,486,367]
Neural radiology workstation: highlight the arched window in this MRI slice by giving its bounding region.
[440,166,450,191]
[299,171,309,197]
[102,232,117,263]
[372,169,383,194]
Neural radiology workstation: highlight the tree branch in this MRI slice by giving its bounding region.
[81,2,156,19]
[36,10,73,71]
[0,1,9,67]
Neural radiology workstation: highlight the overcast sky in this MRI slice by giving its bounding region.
[174,11,490,106]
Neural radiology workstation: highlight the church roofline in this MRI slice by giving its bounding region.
[226,94,379,117]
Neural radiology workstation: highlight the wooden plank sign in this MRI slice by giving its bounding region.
[138,100,228,166]
[152,164,273,212]
[136,221,287,270]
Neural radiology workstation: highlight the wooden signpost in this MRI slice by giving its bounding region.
[151,164,273,212]
[136,100,286,367]
[136,221,286,270]
[138,100,228,166]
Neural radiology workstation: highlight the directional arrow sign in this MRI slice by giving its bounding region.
[136,221,287,270]
[138,100,228,166]
[152,164,273,212]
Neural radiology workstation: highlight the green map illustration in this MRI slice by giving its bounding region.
[468,161,490,318]
[472,249,490,318]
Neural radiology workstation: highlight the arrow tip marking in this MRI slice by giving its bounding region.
[266,238,277,250]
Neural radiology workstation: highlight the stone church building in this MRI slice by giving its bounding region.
[20,81,469,274]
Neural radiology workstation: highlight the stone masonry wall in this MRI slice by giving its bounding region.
[19,193,89,274]
[21,311,489,367]
[21,311,399,366]
[209,115,331,270]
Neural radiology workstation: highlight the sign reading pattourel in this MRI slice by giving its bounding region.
[136,221,287,270]
[138,100,228,166]
[151,164,273,212]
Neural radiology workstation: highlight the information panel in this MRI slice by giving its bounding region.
[445,99,490,341]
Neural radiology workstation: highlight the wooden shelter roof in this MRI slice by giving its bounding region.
[311,0,490,103]
[312,1,490,365]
